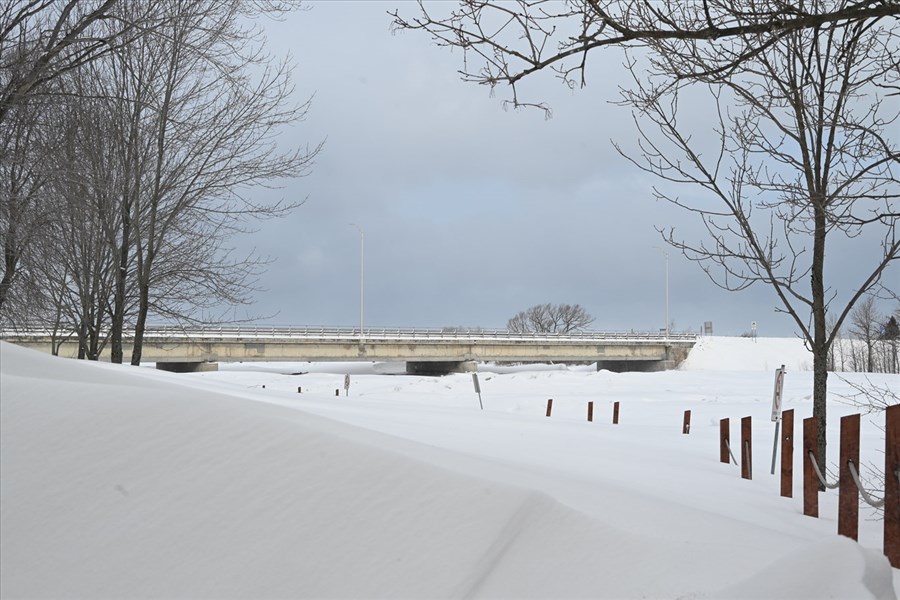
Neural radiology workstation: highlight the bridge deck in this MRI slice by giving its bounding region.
[1,326,697,365]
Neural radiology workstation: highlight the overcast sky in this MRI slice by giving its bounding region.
[233,1,898,337]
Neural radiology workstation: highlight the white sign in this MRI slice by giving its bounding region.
[770,365,785,422]
[472,373,483,410]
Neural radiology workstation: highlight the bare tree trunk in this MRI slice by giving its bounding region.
[130,273,149,366]
[0,236,17,310]
[811,204,829,481]
[110,222,129,363]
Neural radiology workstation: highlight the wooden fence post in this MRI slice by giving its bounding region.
[780,409,794,498]
[613,401,620,425]
[741,416,752,480]
[803,416,819,518]
[720,418,730,464]
[683,410,691,434]
[545,399,553,417]
[838,413,860,541]
[587,401,594,422]
[885,404,899,568]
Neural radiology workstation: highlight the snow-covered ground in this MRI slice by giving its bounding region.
[1,337,897,599]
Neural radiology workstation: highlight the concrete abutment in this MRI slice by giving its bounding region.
[156,361,219,373]
[406,360,478,376]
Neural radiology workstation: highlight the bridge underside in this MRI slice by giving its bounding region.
[156,361,219,373]
[596,359,675,373]
[155,358,673,375]
[406,361,479,375]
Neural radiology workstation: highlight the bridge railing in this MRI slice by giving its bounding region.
[0,324,697,343]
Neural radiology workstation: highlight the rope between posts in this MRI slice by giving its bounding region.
[808,452,841,490]
[847,460,885,509]
[724,439,738,466]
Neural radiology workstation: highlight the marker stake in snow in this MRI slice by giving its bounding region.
[471,373,483,410]
[770,365,785,475]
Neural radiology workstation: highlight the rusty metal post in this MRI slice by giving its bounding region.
[683,410,691,434]
[741,416,752,480]
[885,404,899,568]
[838,413,860,541]
[780,409,794,498]
[613,401,619,425]
[546,399,553,417]
[803,416,819,518]
[587,401,594,422]
[297,386,302,394]
[335,389,340,397]
[720,418,730,464]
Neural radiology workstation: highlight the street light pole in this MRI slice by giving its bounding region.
[349,223,364,344]
[664,250,669,339]
[654,246,669,339]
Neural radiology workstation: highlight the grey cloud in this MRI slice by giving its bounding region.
[230,1,895,337]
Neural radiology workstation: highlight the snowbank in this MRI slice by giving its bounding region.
[1,340,896,598]
[681,335,814,371]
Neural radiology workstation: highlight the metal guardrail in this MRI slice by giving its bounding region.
[0,325,697,344]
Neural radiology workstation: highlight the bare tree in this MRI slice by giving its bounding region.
[391,1,899,114]
[123,0,321,365]
[2,0,321,362]
[42,85,128,359]
[507,303,594,333]
[0,95,50,314]
[0,0,158,318]
[623,20,897,475]
[0,0,154,126]
[879,314,899,373]
[849,296,881,372]
[392,1,899,475]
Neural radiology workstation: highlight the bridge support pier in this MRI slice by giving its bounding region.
[156,361,219,373]
[406,360,477,376]
[596,359,674,373]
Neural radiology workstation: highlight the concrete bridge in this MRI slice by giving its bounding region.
[1,326,698,374]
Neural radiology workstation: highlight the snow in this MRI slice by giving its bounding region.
[1,337,897,599]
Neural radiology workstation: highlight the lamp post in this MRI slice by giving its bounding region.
[664,250,669,339]
[349,223,364,344]
[654,246,669,339]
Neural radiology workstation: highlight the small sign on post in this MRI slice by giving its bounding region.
[770,365,786,422]
[471,373,483,410]
[344,374,351,397]
[770,365,786,475]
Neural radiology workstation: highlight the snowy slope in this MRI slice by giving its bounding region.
[1,339,897,599]
[680,335,814,371]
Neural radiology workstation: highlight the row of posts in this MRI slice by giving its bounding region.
[546,399,621,424]
[304,373,896,566]
[719,404,899,568]
[542,394,897,568]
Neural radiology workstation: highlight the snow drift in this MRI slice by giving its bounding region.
[1,340,896,598]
